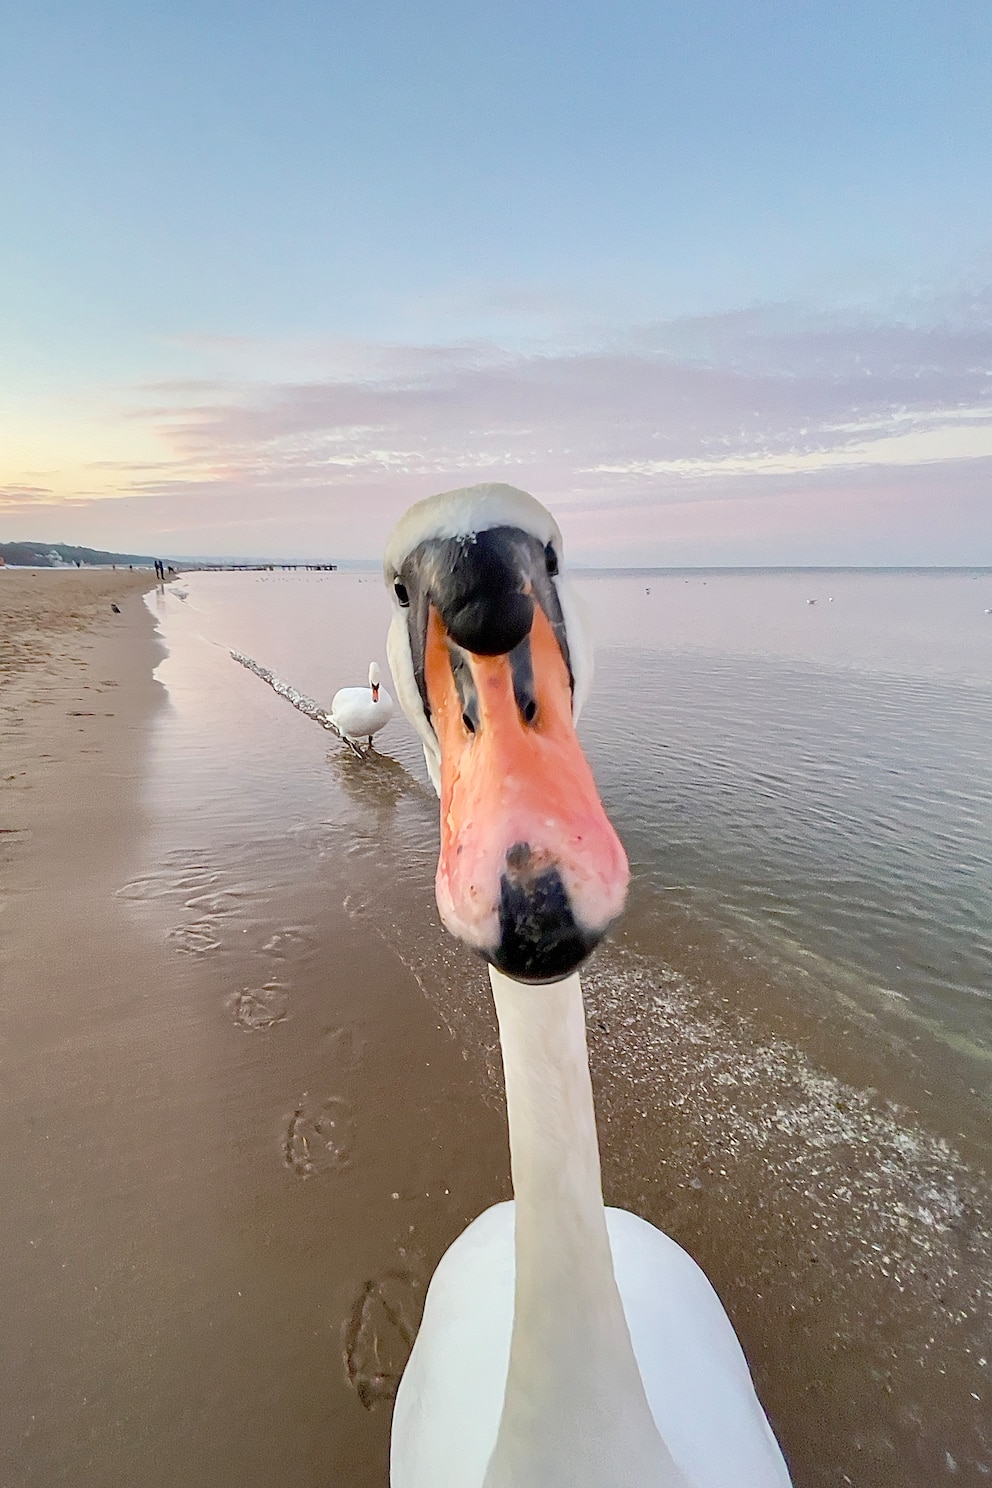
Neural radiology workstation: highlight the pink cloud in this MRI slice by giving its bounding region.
[6,297,992,562]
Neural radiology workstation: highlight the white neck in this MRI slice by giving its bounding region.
[483,967,688,1488]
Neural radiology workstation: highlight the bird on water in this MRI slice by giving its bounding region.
[330,660,395,750]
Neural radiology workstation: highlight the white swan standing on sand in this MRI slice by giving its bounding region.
[383,484,793,1488]
[330,661,394,748]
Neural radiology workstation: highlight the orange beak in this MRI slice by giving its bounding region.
[424,601,629,982]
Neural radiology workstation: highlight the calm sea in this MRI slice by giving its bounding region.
[130,567,992,1487]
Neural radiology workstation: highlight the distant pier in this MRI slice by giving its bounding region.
[191,562,338,572]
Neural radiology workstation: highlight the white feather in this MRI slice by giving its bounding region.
[330,660,394,743]
[392,1202,789,1488]
[383,483,562,576]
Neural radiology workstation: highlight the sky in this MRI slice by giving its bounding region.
[2,0,991,564]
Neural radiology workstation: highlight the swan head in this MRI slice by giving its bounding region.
[385,483,629,984]
[368,660,381,702]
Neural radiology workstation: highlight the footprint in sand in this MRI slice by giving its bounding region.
[167,918,222,955]
[228,983,289,1031]
[261,927,317,959]
[344,1271,421,1409]
[284,1096,354,1177]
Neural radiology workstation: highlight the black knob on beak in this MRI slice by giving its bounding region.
[434,530,535,656]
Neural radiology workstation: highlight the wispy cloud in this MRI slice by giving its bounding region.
[4,293,992,561]
[587,406,992,482]
[0,483,55,502]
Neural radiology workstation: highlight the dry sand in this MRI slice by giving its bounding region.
[0,566,161,681]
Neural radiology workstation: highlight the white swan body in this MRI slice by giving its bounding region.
[391,972,791,1488]
[330,660,394,744]
[384,485,793,1487]
[399,1203,681,1488]
[395,1204,786,1488]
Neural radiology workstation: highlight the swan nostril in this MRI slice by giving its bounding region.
[509,634,538,728]
[448,645,480,735]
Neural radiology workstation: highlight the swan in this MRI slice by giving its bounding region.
[330,661,394,748]
[383,484,793,1488]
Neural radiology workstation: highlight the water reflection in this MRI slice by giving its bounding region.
[327,747,428,815]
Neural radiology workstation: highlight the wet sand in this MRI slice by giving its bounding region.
[0,576,510,1486]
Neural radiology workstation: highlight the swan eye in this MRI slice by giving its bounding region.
[544,543,558,577]
[394,581,410,607]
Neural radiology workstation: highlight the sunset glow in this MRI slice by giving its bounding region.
[3,2,990,563]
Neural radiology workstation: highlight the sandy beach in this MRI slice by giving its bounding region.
[0,572,166,954]
[0,572,167,1002]
[1,571,169,1483]
[0,567,161,679]
[0,572,510,1487]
